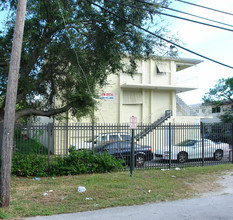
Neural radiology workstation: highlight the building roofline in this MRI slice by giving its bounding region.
[151,56,203,65]
[121,83,197,93]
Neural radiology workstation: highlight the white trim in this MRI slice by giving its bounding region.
[121,83,197,93]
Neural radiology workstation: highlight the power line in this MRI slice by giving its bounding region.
[132,0,233,32]
[163,7,233,29]
[175,0,233,16]
[88,0,233,69]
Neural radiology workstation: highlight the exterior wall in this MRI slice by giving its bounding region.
[95,58,175,124]
[54,57,202,125]
[59,58,177,124]
[151,90,171,122]
[95,74,120,123]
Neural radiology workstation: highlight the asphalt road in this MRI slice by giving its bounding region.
[26,194,233,220]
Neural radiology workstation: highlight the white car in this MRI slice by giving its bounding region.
[70,133,132,150]
[155,139,230,163]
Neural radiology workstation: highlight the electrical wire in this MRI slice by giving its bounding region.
[136,0,233,29]
[88,0,233,69]
[104,0,233,32]
[175,0,233,17]
[163,7,233,29]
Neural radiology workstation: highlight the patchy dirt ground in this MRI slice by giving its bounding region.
[195,171,233,197]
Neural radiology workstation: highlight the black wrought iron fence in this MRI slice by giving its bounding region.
[1,122,232,173]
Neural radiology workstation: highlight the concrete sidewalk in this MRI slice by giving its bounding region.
[26,193,233,220]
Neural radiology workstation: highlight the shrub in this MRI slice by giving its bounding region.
[8,148,124,177]
[11,153,48,177]
[49,149,124,176]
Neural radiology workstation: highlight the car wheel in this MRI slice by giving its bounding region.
[177,152,188,163]
[135,154,145,167]
[214,150,223,161]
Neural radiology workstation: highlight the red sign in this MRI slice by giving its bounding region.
[129,116,137,129]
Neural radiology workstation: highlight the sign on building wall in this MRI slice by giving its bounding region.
[101,92,114,100]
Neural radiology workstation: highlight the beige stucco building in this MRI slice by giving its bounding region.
[65,56,204,125]
[46,56,210,154]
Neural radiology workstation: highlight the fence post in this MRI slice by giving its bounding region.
[169,123,171,169]
[201,122,204,166]
[92,122,95,150]
[47,123,52,174]
[130,129,135,176]
[231,123,233,163]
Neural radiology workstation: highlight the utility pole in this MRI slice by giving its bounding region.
[0,0,27,207]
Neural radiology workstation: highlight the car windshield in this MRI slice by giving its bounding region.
[175,140,197,147]
[96,135,108,143]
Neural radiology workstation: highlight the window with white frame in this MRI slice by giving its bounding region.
[123,90,142,104]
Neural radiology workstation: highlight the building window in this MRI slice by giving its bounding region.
[156,63,169,75]
[212,107,221,113]
[123,90,142,104]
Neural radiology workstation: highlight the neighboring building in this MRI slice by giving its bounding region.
[191,102,233,123]
[60,56,205,125]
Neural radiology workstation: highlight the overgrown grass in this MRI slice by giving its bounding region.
[0,164,233,219]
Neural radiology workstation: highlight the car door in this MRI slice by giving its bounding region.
[185,140,202,159]
[117,142,131,161]
[191,140,203,159]
[177,140,198,159]
[102,142,118,155]
[188,140,213,159]
[204,139,214,158]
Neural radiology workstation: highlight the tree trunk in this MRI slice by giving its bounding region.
[0,0,27,207]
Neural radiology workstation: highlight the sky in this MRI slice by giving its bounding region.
[160,0,233,105]
[0,1,232,105]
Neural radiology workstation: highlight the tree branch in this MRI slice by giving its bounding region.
[15,102,75,121]
[0,62,7,67]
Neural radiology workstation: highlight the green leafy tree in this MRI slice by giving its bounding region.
[0,0,175,122]
[203,77,233,123]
